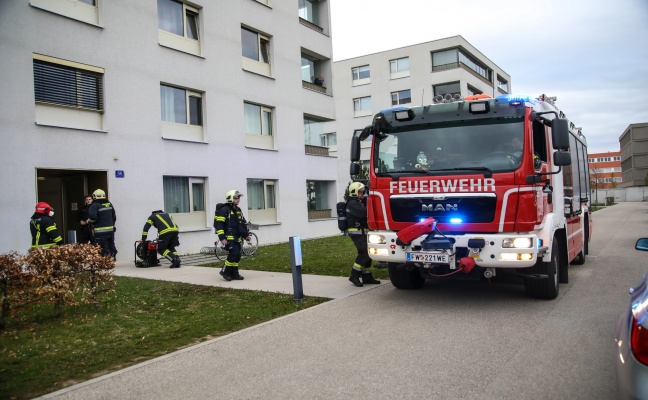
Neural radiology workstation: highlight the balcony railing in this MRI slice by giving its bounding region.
[305,144,329,156]
[302,80,326,94]
[299,17,324,34]
[308,209,332,220]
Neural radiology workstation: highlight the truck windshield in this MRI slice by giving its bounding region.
[375,119,524,174]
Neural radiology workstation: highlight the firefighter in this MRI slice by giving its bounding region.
[78,194,94,243]
[30,202,63,249]
[87,189,116,258]
[346,182,381,287]
[141,210,181,268]
[214,190,250,281]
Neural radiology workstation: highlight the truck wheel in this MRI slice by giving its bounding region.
[572,250,586,265]
[389,263,425,289]
[524,238,559,299]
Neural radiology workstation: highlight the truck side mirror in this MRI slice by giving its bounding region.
[350,130,362,162]
[551,118,569,150]
[350,163,360,176]
[553,151,571,166]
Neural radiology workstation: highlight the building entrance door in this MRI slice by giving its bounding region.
[36,169,108,244]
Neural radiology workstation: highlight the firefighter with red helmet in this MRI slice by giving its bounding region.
[30,202,63,249]
[346,182,381,287]
[141,210,181,268]
[87,189,116,258]
[214,190,249,281]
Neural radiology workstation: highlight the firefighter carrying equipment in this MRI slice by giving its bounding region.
[141,210,180,268]
[225,189,243,204]
[347,182,365,198]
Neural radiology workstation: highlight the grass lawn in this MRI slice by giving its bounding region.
[0,277,328,399]
[202,234,391,280]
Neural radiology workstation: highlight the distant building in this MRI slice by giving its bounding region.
[0,0,338,254]
[329,36,511,194]
[619,123,648,187]
[588,151,622,189]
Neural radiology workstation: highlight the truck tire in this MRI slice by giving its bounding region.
[389,263,425,289]
[572,249,586,265]
[524,238,559,300]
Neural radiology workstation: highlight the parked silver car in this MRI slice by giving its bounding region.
[615,238,648,399]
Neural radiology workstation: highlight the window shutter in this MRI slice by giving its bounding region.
[33,60,104,111]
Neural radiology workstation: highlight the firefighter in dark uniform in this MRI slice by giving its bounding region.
[30,202,63,249]
[141,210,181,268]
[78,195,94,243]
[214,190,249,281]
[346,182,381,287]
[86,189,116,258]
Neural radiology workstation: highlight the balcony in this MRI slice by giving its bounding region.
[308,209,332,220]
[302,80,326,94]
[299,17,323,34]
[305,144,329,156]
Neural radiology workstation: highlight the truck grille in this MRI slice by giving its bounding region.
[389,196,496,223]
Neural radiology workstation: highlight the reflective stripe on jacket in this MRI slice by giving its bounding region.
[30,213,63,248]
[142,212,179,240]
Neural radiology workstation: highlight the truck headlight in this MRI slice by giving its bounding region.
[369,248,388,256]
[502,238,532,248]
[368,234,386,244]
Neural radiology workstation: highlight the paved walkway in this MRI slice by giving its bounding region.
[113,255,387,300]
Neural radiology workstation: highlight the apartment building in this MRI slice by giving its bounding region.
[619,122,648,187]
[0,0,338,255]
[329,36,511,192]
[588,151,622,189]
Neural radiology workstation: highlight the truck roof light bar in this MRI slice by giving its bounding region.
[495,94,536,106]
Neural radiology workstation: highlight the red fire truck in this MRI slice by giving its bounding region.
[349,94,592,299]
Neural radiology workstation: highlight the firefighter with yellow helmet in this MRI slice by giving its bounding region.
[87,189,117,258]
[214,190,250,281]
[346,182,380,287]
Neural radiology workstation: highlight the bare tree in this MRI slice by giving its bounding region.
[590,167,604,204]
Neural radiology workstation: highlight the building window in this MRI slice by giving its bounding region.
[298,0,318,24]
[244,103,273,136]
[352,65,370,86]
[304,117,323,144]
[433,82,460,97]
[390,57,410,79]
[163,176,206,228]
[33,54,105,131]
[467,85,482,96]
[320,132,337,147]
[391,90,411,106]
[247,179,277,224]
[157,0,201,56]
[241,27,271,76]
[160,84,204,141]
[30,0,99,25]
[244,102,274,149]
[306,180,334,220]
[432,48,491,81]
[160,84,202,125]
[34,58,103,111]
[353,96,372,117]
[497,75,508,93]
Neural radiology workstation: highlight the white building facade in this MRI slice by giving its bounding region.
[330,36,512,196]
[0,0,339,255]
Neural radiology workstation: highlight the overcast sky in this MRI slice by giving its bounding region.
[329,0,648,154]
